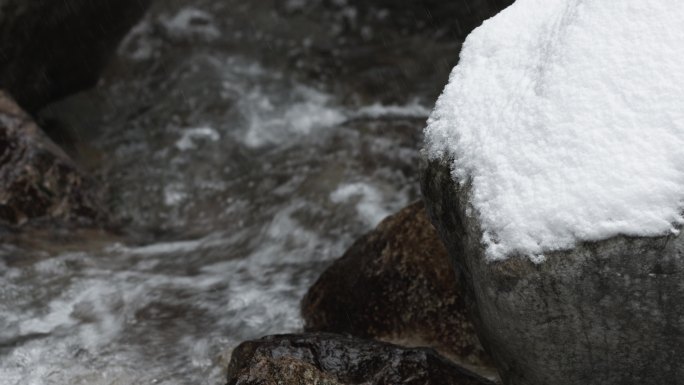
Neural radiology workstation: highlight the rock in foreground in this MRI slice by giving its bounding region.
[302,202,492,374]
[0,0,150,111]
[0,91,103,226]
[422,157,684,385]
[226,333,496,385]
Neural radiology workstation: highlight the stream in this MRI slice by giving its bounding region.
[0,1,463,384]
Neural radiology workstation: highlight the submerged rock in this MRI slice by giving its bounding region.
[0,91,103,226]
[422,157,684,385]
[226,333,496,385]
[302,201,493,374]
[0,0,151,111]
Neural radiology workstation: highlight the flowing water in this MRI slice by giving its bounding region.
[0,1,463,384]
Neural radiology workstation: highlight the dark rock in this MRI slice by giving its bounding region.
[0,0,151,111]
[314,0,514,104]
[341,0,515,39]
[226,333,496,385]
[302,201,494,376]
[0,91,103,226]
[270,0,515,105]
[421,156,684,385]
[228,355,343,385]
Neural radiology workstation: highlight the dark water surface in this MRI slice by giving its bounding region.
[0,1,461,383]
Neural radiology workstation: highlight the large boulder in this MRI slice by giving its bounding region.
[301,201,493,375]
[226,333,496,385]
[422,157,684,385]
[0,0,150,111]
[0,91,103,226]
[421,1,684,384]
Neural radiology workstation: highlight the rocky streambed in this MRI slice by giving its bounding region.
[0,0,512,384]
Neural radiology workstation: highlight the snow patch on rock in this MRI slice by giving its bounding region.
[425,0,684,261]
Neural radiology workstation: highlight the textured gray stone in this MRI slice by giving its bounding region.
[421,156,684,385]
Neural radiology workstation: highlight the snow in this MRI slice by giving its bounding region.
[425,0,684,261]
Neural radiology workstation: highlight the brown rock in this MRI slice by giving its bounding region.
[228,355,343,385]
[0,91,103,226]
[226,333,496,385]
[301,202,494,375]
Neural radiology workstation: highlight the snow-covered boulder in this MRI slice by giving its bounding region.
[421,1,684,384]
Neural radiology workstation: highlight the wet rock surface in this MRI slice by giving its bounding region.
[421,157,684,385]
[226,333,496,385]
[302,201,493,374]
[0,0,151,111]
[0,91,103,227]
[229,356,344,385]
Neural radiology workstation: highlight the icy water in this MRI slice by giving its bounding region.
[0,1,463,384]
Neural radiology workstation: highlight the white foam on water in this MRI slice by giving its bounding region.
[161,8,221,40]
[330,182,405,227]
[354,100,430,119]
[0,201,353,385]
[240,85,346,148]
[175,127,220,151]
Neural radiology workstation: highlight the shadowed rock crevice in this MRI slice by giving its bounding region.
[0,0,151,112]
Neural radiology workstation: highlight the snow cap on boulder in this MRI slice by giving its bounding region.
[425,0,684,261]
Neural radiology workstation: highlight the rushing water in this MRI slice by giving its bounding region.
[0,1,461,384]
